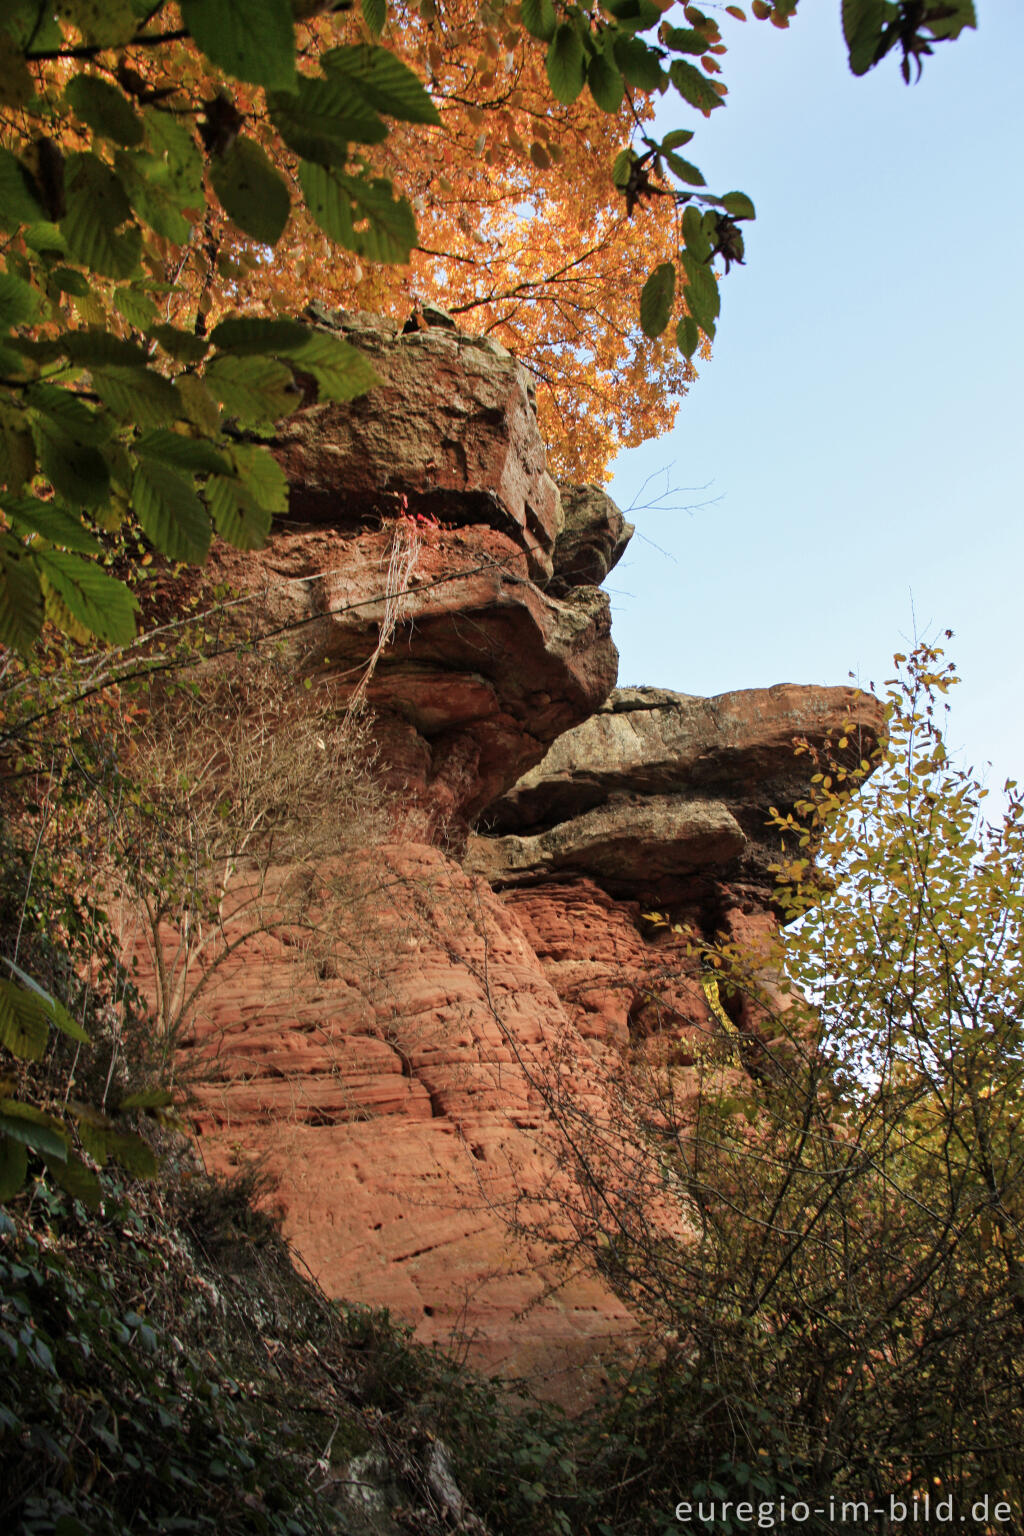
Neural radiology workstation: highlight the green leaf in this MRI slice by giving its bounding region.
[677,314,700,358]
[210,316,312,355]
[0,534,44,652]
[92,366,182,428]
[547,24,586,104]
[269,75,387,163]
[0,406,35,491]
[0,1103,68,1161]
[0,1134,27,1201]
[719,190,755,220]
[114,285,159,329]
[180,0,296,90]
[60,153,141,278]
[611,148,636,189]
[926,0,975,40]
[204,474,272,549]
[663,26,710,53]
[680,248,720,333]
[298,162,417,263]
[42,1150,102,1208]
[2,494,103,555]
[361,0,386,35]
[842,0,891,74]
[55,0,138,47]
[107,1130,157,1179]
[205,353,297,426]
[601,0,661,30]
[30,417,110,509]
[210,136,291,245]
[177,373,220,433]
[640,260,676,338]
[0,148,45,231]
[1,958,89,1043]
[669,57,724,112]
[132,460,212,562]
[63,328,151,367]
[135,427,230,476]
[661,128,695,150]
[286,330,380,401]
[24,382,109,443]
[663,150,705,186]
[36,550,140,644]
[0,979,49,1061]
[521,0,557,42]
[120,1087,175,1110]
[228,442,289,513]
[612,35,666,91]
[49,266,91,297]
[65,76,144,146]
[321,45,440,126]
[0,270,43,327]
[149,323,209,363]
[588,49,625,114]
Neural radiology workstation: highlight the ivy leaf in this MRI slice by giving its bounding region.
[0,534,44,654]
[547,25,586,105]
[180,0,296,90]
[132,460,212,563]
[60,153,141,278]
[205,354,297,427]
[269,75,387,164]
[210,136,291,246]
[64,76,144,146]
[36,550,140,644]
[321,45,439,126]
[669,57,725,111]
[521,0,557,42]
[640,261,676,338]
[587,50,625,114]
[204,474,273,549]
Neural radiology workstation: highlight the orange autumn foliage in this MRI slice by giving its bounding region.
[38,3,701,480]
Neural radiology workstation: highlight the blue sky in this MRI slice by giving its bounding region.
[607,1,1024,791]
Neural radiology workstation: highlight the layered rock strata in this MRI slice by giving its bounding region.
[150,311,883,1401]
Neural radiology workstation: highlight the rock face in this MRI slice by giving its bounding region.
[150,311,883,1404]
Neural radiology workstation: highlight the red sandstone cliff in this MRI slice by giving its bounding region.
[133,311,883,1403]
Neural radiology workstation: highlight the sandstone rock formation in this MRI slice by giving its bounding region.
[143,311,883,1404]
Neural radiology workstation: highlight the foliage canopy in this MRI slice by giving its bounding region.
[1,0,977,655]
